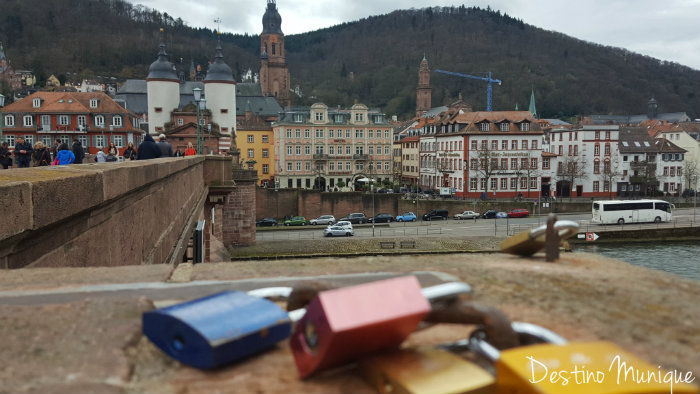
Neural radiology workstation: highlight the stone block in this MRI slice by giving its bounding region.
[0,180,32,239]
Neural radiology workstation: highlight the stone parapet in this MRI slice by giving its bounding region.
[0,157,206,268]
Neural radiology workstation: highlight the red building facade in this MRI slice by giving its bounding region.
[1,91,142,154]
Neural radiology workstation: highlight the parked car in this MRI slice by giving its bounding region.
[423,209,449,221]
[339,213,368,224]
[482,210,499,219]
[310,215,336,225]
[454,211,479,220]
[324,225,354,237]
[507,209,530,218]
[368,213,395,223]
[284,216,308,226]
[332,221,353,230]
[255,218,278,227]
[496,212,508,218]
[396,212,417,222]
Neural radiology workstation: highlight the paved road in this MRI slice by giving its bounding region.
[258,208,698,240]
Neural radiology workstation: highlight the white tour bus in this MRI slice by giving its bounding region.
[591,199,673,225]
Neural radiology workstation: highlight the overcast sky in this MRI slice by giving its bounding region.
[134,0,700,70]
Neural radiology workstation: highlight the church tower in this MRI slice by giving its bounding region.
[204,38,236,153]
[416,55,432,116]
[259,0,291,108]
[146,33,180,135]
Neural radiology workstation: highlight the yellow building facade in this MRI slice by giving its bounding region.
[236,114,275,187]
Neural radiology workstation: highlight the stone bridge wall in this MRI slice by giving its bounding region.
[0,158,208,268]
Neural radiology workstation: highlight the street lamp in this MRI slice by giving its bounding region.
[192,87,206,154]
[0,93,5,143]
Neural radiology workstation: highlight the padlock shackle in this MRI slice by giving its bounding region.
[511,321,567,345]
[421,281,472,302]
[528,220,579,242]
[247,286,293,299]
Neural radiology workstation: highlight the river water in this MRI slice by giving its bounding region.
[573,241,700,281]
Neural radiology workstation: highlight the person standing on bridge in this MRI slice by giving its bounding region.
[184,142,197,156]
[137,133,161,160]
[156,134,173,157]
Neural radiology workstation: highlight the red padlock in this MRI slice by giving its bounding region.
[290,275,432,378]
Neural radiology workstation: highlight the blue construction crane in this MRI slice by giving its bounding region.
[434,69,502,111]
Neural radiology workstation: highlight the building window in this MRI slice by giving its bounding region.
[478,122,490,132]
[262,164,269,174]
[491,140,498,150]
[78,135,89,148]
[594,160,600,174]
[522,140,528,149]
[90,99,98,108]
[315,112,324,121]
[368,130,374,138]
[247,135,254,143]
[95,115,105,127]
[605,131,611,140]
[491,178,498,190]
[355,113,364,122]
[593,181,600,192]
[510,178,517,189]
[520,122,530,131]
[286,129,292,138]
[543,158,550,169]
[603,159,610,174]
[33,98,41,108]
[500,158,507,170]
[113,135,124,148]
[287,145,292,155]
[529,178,537,189]
[58,115,70,126]
[531,140,538,149]
[501,178,508,189]
[471,140,477,150]
[511,140,517,150]
[248,149,254,158]
[262,135,269,143]
[5,135,15,148]
[511,158,518,169]
[520,178,527,189]
[315,129,324,138]
[23,135,35,146]
[305,129,310,138]
[594,144,600,155]
[295,129,301,138]
[530,158,538,169]
[355,129,364,138]
[262,149,269,158]
[4,115,15,127]
[287,162,292,171]
[154,107,162,113]
[94,135,106,148]
[296,145,302,155]
[574,145,578,156]
[470,178,478,190]
[499,123,510,132]
[23,115,33,127]
[293,114,303,123]
[604,143,611,156]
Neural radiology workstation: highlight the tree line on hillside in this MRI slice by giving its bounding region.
[1,1,697,121]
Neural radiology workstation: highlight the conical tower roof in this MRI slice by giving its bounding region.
[147,39,178,80]
[205,39,235,82]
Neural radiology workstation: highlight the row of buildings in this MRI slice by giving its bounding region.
[1,0,697,199]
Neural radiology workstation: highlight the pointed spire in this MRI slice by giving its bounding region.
[528,87,537,119]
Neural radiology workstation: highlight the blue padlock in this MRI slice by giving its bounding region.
[142,289,294,369]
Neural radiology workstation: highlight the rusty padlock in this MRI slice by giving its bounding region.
[289,276,472,378]
[467,323,699,394]
[142,287,304,369]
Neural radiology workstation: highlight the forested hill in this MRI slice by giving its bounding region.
[1,0,698,120]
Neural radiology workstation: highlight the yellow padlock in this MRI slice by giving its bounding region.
[359,346,496,394]
[500,220,579,256]
[470,335,698,394]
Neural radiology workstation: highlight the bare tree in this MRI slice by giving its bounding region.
[556,155,588,199]
[469,141,500,197]
[683,159,699,193]
[599,155,622,198]
[517,150,541,198]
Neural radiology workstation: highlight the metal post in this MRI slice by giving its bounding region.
[195,103,201,154]
[0,93,5,143]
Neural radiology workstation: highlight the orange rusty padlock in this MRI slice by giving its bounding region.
[467,324,699,394]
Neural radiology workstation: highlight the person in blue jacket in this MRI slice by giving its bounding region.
[56,143,75,165]
[137,133,161,160]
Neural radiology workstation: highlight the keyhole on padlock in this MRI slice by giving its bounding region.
[304,321,318,352]
[171,335,186,353]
